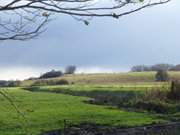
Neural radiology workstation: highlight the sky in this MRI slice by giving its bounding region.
[0,0,179,80]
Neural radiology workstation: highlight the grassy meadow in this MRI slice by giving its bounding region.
[1,72,180,135]
[0,88,165,135]
[21,71,180,86]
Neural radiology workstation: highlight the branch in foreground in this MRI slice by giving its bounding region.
[0,0,171,40]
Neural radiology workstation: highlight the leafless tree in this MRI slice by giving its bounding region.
[65,65,76,74]
[0,0,170,40]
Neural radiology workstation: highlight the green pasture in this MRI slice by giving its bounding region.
[0,87,165,135]
[1,71,180,135]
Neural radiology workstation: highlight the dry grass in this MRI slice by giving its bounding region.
[21,71,180,86]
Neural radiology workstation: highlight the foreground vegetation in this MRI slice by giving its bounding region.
[1,72,180,135]
[28,84,180,115]
[0,87,166,135]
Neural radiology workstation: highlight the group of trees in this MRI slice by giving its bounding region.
[39,65,76,79]
[131,64,179,82]
[39,70,63,79]
[131,64,180,72]
[0,80,21,87]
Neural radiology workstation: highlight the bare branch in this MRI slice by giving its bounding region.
[0,0,171,40]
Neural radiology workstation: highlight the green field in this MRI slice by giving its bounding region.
[0,87,166,135]
[1,72,180,135]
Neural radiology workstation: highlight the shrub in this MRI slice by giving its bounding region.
[56,79,69,85]
[7,81,21,87]
[155,70,169,82]
[32,79,69,86]
[168,80,180,100]
[134,88,170,113]
[40,70,63,79]
[0,80,8,87]
[142,89,168,102]
[135,101,170,113]
[0,80,21,87]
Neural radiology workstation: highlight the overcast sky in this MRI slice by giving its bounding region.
[0,0,179,80]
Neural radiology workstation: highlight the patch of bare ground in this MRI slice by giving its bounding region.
[41,122,180,135]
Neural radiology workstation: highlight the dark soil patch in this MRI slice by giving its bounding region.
[40,122,180,135]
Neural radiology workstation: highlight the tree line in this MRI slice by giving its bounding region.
[131,64,180,72]
[39,65,76,79]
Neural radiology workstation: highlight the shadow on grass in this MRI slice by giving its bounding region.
[25,86,180,118]
[24,86,140,108]
[24,86,180,135]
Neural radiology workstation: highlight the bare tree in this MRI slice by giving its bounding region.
[0,0,170,40]
[65,65,76,74]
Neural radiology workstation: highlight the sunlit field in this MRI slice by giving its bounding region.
[21,71,180,86]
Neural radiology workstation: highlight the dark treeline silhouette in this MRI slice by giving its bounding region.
[39,65,77,79]
[131,64,180,72]
[0,80,21,87]
[39,70,63,79]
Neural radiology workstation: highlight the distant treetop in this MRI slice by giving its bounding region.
[131,64,180,72]
[65,66,76,74]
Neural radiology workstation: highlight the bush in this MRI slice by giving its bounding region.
[168,80,180,100]
[40,70,63,79]
[32,79,69,86]
[155,70,169,82]
[142,89,168,102]
[0,80,21,87]
[7,81,21,87]
[135,101,170,113]
[56,79,69,85]
[0,80,8,87]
